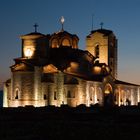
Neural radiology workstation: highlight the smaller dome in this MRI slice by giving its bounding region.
[92,63,110,75]
[20,32,46,40]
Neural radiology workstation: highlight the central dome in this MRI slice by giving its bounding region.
[50,30,79,49]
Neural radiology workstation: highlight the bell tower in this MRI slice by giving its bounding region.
[86,27,117,78]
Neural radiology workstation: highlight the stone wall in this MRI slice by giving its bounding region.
[12,71,34,100]
[64,84,78,107]
[55,72,64,106]
[77,79,87,105]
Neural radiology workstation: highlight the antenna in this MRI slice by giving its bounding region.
[91,14,94,31]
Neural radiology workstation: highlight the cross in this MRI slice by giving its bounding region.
[33,23,38,32]
[100,22,104,29]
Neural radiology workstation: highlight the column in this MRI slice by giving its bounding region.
[3,83,8,107]
[56,72,64,107]
[34,67,42,106]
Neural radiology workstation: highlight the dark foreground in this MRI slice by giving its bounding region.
[1,105,140,140]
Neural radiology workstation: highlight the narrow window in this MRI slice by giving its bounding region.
[44,94,47,100]
[15,89,19,99]
[54,91,57,100]
[90,93,92,101]
[67,90,71,98]
[52,39,58,48]
[95,45,99,58]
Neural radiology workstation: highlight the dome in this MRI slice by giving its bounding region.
[20,32,46,40]
[50,30,79,49]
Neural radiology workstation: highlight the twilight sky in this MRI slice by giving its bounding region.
[0,0,140,86]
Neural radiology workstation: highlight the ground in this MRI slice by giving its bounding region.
[0,105,140,140]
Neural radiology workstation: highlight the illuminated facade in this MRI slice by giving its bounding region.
[3,24,140,107]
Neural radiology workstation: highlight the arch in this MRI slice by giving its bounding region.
[62,38,71,46]
[54,91,57,100]
[23,46,35,58]
[67,87,77,98]
[67,90,71,98]
[89,87,94,101]
[95,44,99,58]
[104,83,112,94]
[126,89,131,100]
[97,87,103,104]
[89,86,102,105]
[51,39,58,48]
[15,88,20,99]
[72,39,78,48]
[104,83,113,106]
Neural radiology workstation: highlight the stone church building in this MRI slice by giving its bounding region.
[3,21,140,107]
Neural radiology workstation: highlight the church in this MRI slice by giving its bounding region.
[3,18,140,107]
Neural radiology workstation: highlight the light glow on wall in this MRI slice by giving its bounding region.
[43,64,58,73]
[104,84,112,94]
[93,66,101,74]
[24,46,34,58]
[24,48,33,58]
[118,87,121,106]
[138,88,140,103]
[3,84,8,107]
[131,89,134,105]
[94,87,97,104]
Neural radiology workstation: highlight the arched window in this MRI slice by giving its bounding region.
[104,83,112,94]
[54,91,57,100]
[90,87,94,101]
[15,88,19,99]
[52,39,58,48]
[62,39,70,46]
[95,44,99,58]
[67,89,76,98]
[44,94,47,100]
[72,40,78,48]
[67,90,71,98]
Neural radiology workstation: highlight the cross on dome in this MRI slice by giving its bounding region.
[100,22,104,29]
[33,23,39,32]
